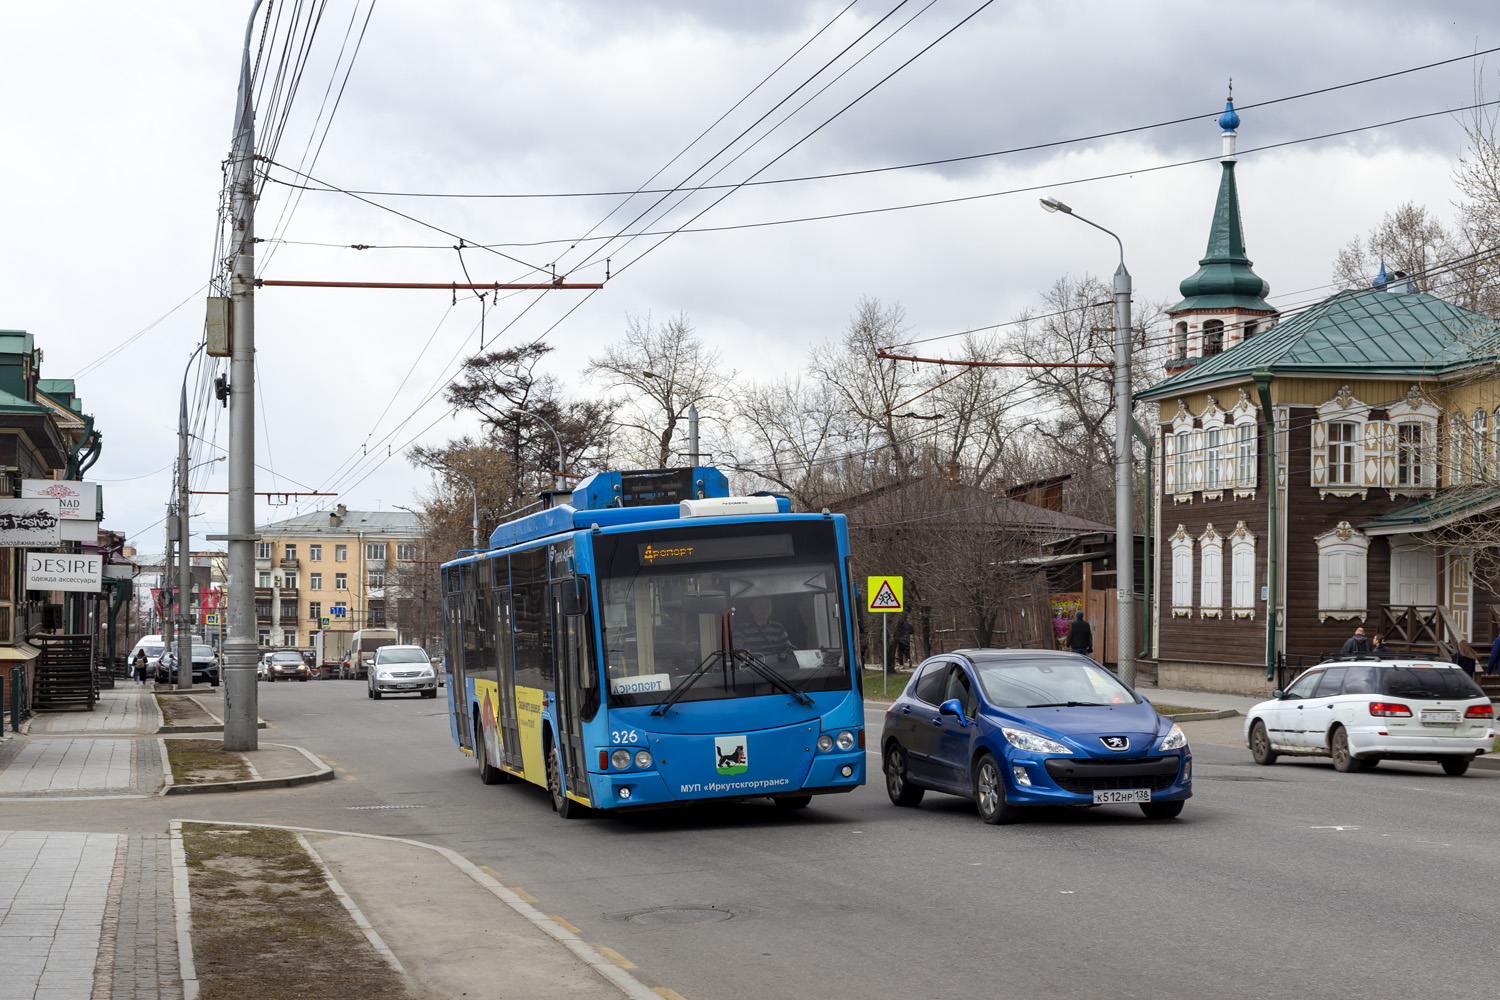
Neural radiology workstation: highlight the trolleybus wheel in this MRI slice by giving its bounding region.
[547,746,586,819]
[774,795,812,810]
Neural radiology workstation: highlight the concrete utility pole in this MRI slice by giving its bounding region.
[162,507,175,665]
[176,381,193,689]
[1040,196,1136,687]
[222,0,265,751]
[687,404,700,466]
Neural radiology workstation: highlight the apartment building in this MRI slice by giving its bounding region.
[254,506,421,648]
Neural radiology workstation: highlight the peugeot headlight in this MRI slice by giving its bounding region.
[816,734,834,752]
[611,749,631,769]
[835,730,856,751]
[633,749,652,769]
[1001,727,1073,755]
[1159,724,1188,752]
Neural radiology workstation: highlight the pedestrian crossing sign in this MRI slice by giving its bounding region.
[867,576,903,613]
[203,613,219,626]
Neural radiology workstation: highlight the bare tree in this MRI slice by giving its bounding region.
[808,297,918,480]
[730,374,856,509]
[406,439,521,562]
[586,313,732,468]
[1332,202,1451,293]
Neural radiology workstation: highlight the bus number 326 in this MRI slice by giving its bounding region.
[611,730,641,745]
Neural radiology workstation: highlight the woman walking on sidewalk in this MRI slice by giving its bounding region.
[133,650,148,686]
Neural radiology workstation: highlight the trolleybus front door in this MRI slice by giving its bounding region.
[495,583,523,771]
[552,582,586,791]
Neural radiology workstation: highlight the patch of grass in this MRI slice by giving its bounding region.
[165,739,252,784]
[1147,704,1211,716]
[862,672,912,701]
[156,695,198,725]
[182,824,413,1000]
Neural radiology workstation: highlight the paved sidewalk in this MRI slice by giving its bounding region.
[0,830,119,1000]
[27,685,160,737]
[1137,686,1262,713]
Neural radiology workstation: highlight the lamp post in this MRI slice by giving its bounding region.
[1040,195,1136,687]
[513,409,565,490]
[393,504,430,651]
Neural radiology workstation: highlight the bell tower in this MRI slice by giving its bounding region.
[1164,86,1279,374]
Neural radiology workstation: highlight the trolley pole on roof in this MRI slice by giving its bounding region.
[221,0,265,751]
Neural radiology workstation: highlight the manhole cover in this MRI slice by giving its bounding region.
[627,907,732,926]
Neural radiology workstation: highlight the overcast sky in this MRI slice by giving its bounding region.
[3,0,1498,550]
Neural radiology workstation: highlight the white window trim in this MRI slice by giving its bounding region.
[1166,400,1194,502]
[1199,398,1226,501]
[1387,394,1439,496]
[1199,524,1223,618]
[1229,521,1257,618]
[1312,386,1371,499]
[1315,521,1369,622]
[1229,389,1258,498]
[1169,524,1194,617]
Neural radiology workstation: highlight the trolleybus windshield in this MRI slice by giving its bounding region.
[596,522,851,709]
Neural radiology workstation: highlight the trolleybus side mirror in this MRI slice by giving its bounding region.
[682,591,728,615]
[559,586,585,618]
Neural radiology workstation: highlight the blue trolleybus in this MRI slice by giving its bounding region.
[441,466,867,817]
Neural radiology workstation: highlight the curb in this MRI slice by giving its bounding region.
[179,819,664,1000]
[167,820,200,1000]
[294,833,405,974]
[156,723,269,734]
[1168,709,1239,722]
[158,741,334,795]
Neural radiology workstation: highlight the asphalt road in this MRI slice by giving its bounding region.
[15,681,1500,1000]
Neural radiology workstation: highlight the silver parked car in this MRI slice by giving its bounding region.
[367,645,437,700]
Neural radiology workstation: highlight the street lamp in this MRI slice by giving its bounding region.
[513,409,565,490]
[1040,195,1137,687]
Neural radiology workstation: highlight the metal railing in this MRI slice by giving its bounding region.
[6,664,28,733]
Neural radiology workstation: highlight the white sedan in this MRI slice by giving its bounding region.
[1246,658,1494,775]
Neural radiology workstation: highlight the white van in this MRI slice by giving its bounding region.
[128,635,207,671]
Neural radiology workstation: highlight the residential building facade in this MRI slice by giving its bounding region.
[1140,101,1500,694]
[254,507,420,649]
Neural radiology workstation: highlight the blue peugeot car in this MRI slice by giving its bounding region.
[881,649,1192,823]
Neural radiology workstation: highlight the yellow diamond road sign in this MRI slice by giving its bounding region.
[867,576,903,613]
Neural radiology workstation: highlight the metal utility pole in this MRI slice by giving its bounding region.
[1040,196,1136,686]
[162,507,175,668]
[176,382,193,689]
[221,0,265,751]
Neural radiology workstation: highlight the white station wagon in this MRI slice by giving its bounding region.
[1246,658,1495,775]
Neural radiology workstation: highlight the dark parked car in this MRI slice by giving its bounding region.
[881,649,1192,823]
[156,644,221,687]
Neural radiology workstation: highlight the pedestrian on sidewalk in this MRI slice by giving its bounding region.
[896,617,913,668]
[1370,633,1387,657]
[1066,611,1093,660]
[1339,627,1369,657]
[132,650,148,686]
[1488,629,1500,676]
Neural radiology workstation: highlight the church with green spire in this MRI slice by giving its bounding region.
[1164,94,1279,371]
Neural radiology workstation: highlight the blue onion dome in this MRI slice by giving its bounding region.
[1218,99,1240,132]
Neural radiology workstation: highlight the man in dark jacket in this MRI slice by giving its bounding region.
[1066,611,1093,658]
[1339,627,1370,657]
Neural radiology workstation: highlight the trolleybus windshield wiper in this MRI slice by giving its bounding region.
[733,650,816,706]
[649,649,727,716]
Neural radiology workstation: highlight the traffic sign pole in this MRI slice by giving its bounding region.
[883,616,888,693]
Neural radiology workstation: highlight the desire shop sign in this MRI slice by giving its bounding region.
[26,553,103,593]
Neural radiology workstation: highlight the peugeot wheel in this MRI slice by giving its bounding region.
[1140,800,1185,820]
[973,752,1019,825]
[884,743,924,807]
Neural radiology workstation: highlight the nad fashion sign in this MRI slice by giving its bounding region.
[26,553,103,593]
[21,480,98,521]
[0,498,61,546]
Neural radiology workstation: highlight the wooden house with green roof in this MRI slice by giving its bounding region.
[1137,104,1500,694]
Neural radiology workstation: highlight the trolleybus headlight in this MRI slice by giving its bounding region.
[611,749,631,769]
[817,734,835,752]
[633,750,652,769]
[835,731,856,751]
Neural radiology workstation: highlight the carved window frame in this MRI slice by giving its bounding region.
[1198,524,1223,618]
[1229,521,1257,619]
[1315,521,1369,622]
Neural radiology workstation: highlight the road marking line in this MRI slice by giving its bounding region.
[344,775,357,781]
[654,990,688,1000]
[550,915,582,934]
[597,945,636,969]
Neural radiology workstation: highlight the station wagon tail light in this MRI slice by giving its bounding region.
[1465,704,1494,719]
[1369,702,1412,717]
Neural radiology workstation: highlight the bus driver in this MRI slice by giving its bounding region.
[733,596,794,659]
